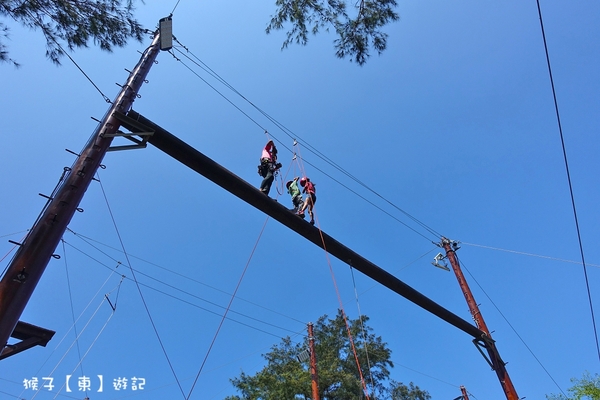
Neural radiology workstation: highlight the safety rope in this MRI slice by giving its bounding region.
[29,281,120,400]
[169,40,440,242]
[293,141,371,399]
[46,281,123,400]
[186,217,271,399]
[315,222,371,400]
[64,229,307,327]
[349,266,376,394]
[96,172,187,399]
[61,240,87,397]
[20,265,119,400]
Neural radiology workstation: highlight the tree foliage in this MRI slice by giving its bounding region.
[546,372,600,400]
[266,0,399,66]
[225,310,430,400]
[0,0,144,65]
[390,380,431,400]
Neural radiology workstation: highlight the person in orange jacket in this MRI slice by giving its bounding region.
[299,177,316,225]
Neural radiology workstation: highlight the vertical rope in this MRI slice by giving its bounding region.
[60,240,87,398]
[185,217,270,399]
[349,267,376,394]
[96,173,187,398]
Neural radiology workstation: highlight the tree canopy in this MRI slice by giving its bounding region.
[546,372,600,400]
[2,1,399,66]
[225,310,430,400]
[0,0,144,65]
[266,0,399,66]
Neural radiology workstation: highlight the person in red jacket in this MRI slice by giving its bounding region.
[258,140,282,196]
[299,177,316,225]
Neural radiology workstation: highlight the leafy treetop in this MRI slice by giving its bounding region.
[266,0,399,66]
[546,372,600,400]
[225,310,431,400]
[0,0,144,66]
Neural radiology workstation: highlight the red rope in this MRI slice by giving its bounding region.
[186,217,270,399]
[294,141,371,399]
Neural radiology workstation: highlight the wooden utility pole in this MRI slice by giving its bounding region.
[308,322,320,400]
[460,385,470,400]
[0,29,163,358]
[440,238,519,400]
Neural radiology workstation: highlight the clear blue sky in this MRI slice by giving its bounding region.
[1,1,599,399]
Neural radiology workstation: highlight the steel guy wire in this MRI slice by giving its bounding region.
[169,41,442,242]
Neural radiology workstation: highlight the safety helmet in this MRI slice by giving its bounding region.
[300,177,308,186]
[286,180,293,189]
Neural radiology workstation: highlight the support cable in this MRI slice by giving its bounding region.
[357,247,438,297]
[535,0,599,362]
[169,41,440,242]
[167,49,268,131]
[293,142,434,241]
[455,254,566,396]
[185,217,271,400]
[297,156,435,241]
[349,267,376,395]
[29,294,111,400]
[18,267,119,400]
[66,229,307,325]
[462,242,600,268]
[21,8,112,103]
[61,239,302,338]
[96,173,187,399]
[171,0,183,15]
[48,281,123,400]
[0,230,28,240]
[60,240,87,398]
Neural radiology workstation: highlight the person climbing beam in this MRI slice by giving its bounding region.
[286,177,305,218]
[257,140,282,196]
[299,177,316,225]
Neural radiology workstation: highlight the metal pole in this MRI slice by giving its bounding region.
[441,238,519,400]
[0,31,162,353]
[308,322,320,400]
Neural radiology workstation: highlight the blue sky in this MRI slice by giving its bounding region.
[1,0,599,399]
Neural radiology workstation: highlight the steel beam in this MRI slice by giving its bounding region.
[121,110,485,340]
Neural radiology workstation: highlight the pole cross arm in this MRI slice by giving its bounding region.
[119,110,485,340]
[0,321,55,360]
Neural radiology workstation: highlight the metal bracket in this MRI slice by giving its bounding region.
[0,321,55,360]
[297,348,311,363]
[432,253,449,271]
[473,335,505,372]
[107,111,155,152]
[473,338,494,370]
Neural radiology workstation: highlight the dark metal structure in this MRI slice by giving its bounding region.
[0,31,163,357]
[0,24,519,400]
[118,110,485,339]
